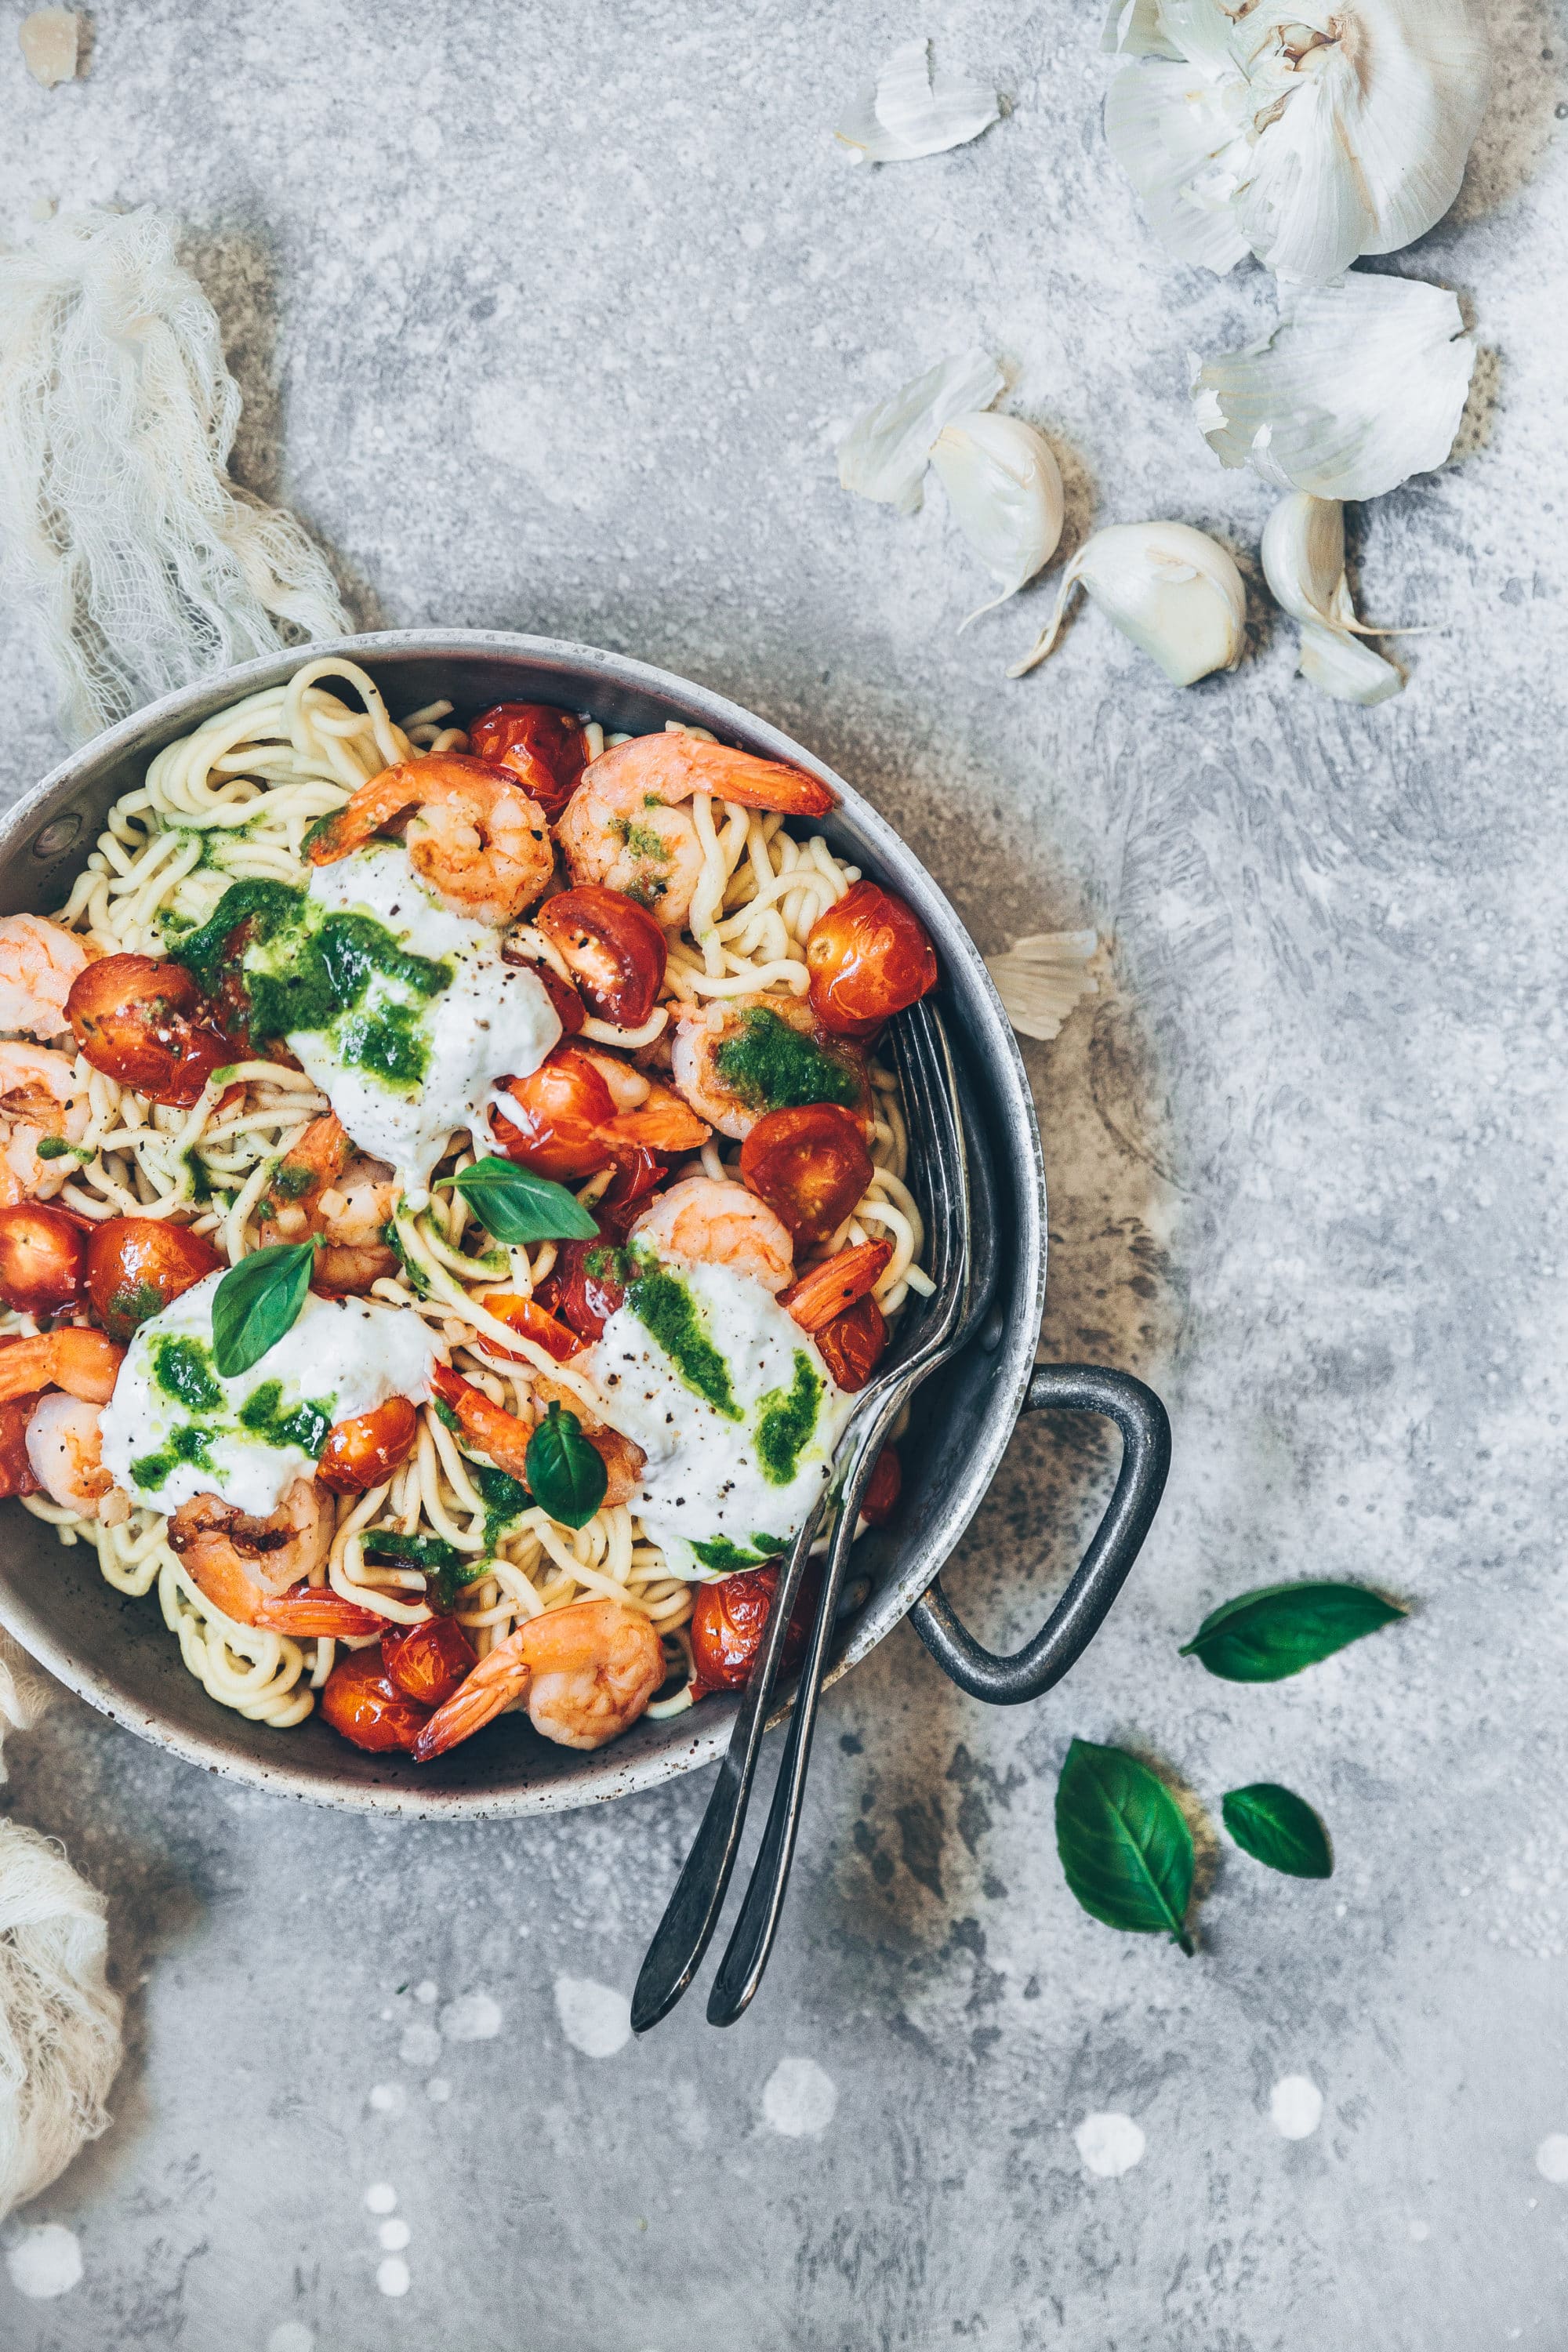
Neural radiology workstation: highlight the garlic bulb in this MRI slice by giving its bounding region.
[837,349,1004,514]
[985,931,1100,1043]
[929,414,1064,626]
[1011,522,1245,686]
[1190,273,1475,503]
[837,38,1000,163]
[1261,492,1403,706]
[1104,0,1492,285]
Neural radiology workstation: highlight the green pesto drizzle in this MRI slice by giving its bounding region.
[754,1354,822,1486]
[713,1007,859,1112]
[238,1380,333,1458]
[690,1534,789,1573]
[627,1261,742,1421]
[151,1337,222,1414]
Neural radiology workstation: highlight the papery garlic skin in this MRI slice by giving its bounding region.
[1011,522,1245,686]
[1261,492,1403,706]
[1190,274,1476,503]
[1104,0,1492,286]
[985,931,1100,1043]
[837,350,1004,515]
[837,38,1000,163]
[930,414,1064,626]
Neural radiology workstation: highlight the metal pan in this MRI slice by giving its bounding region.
[0,631,1169,1816]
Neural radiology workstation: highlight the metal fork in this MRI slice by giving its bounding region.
[631,998,978,2035]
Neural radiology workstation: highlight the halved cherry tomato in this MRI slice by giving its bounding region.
[382,1616,477,1708]
[491,1046,617,1181]
[739,1102,872,1250]
[804,880,938,1039]
[319,1648,432,1753]
[689,1561,819,1695]
[481,1293,581,1366]
[66,954,231,1105]
[536,886,667,1029]
[595,1148,667,1239]
[86,1216,223,1341]
[539,1240,629,1345]
[0,1203,89,1316]
[467,702,588,822]
[815,1291,887,1393]
[500,946,586,1038]
[781,1238,892,1334]
[0,1395,43,1500]
[317,1396,420,1495]
[860,1445,901,1527]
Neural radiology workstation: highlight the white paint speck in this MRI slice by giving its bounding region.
[1409,2220,1430,2243]
[1074,2112,1145,2179]
[5,2225,83,2299]
[376,2256,412,2298]
[364,2183,397,2215]
[379,2218,412,2252]
[267,2328,315,2352]
[761,2056,838,2139]
[400,2021,443,2068]
[368,2083,407,2117]
[1270,2075,1324,2140]
[426,2077,452,2104]
[414,1979,439,2005]
[554,1975,633,2058]
[441,1991,503,2042]
[1536,2133,1568,2183]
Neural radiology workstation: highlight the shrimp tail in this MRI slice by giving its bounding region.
[429,1364,535,1483]
[782,1238,894,1333]
[253,1585,391,1639]
[0,1329,124,1404]
[410,1632,532,1760]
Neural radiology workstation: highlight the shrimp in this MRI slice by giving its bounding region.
[307,752,554,927]
[411,1596,664,1758]
[556,732,835,931]
[430,1366,645,1507]
[24,1394,115,1516]
[0,1327,123,1404]
[165,1478,377,1633]
[260,1114,398,1294]
[630,1176,795,1294]
[0,1040,90,1203]
[0,914,93,1041]
[669,993,869,1142]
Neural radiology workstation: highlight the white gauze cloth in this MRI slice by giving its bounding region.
[0,1632,122,2220]
[0,203,349,742]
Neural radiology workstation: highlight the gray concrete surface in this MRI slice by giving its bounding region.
[1,2,1565,2345]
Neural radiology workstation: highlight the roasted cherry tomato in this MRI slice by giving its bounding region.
[481,1292,581,1366]
[689,1561,818,1695]
[804,880,938,1040]
[500,948,586,1038]
[860,1445,901,1528]
[319,1647,432,1754]
[85,1216,223,1342]
[66,953,232,1105]
[780,1237,893,1334]
[815,1292,887,1393]
[0,1202,89,1316]
[739,1102,872,1250]
[317,1396,420,1495]
[0,1395,42,1500]
[539,1239,628,1345]
[491,1046,617,1180]
[535,886,667,1030]
[595,1147,666,1239]
[467,702,588,822]
[381,1616,477,1709]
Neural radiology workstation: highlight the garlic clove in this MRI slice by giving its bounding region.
[929,413,1065,627]
[1010,521,1246,687]
[1102,0,1492,285]
[1189,274,1476,503]
[1261,492,1405,706]
[985,931,1100,1043]
[837,38,1000,163]
[837,350,1005,515]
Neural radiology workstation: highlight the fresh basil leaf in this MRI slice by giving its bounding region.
[1054,1737,1195,1954]
[524,1403,607,1530]
[1222,1784,1333,1880]
[209,1240,315,1379]
[1180,1581,1405,1682]
[436,1156,599,1244]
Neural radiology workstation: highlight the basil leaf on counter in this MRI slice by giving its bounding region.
[1054,1737,1196,1955]
[436,1156,600,1244]
[1222,1784,1333,1880]
[1180,1581,1405,1682]
[524,1403,607,1530]
[210,1240,315,1378]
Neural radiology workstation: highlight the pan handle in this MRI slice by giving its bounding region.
[907,1363,1171,1706]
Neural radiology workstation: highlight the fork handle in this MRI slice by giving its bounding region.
[908,1365,1170,1704]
